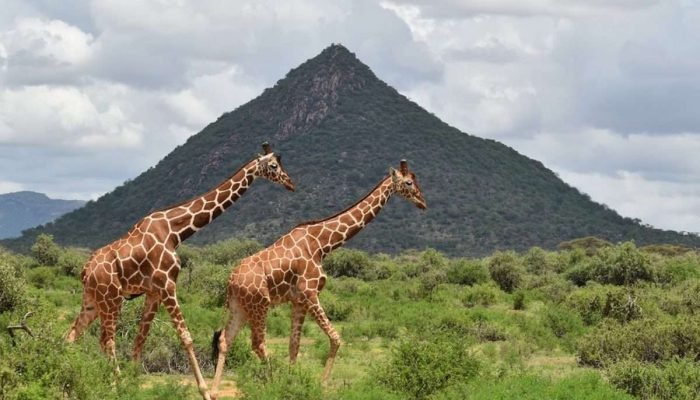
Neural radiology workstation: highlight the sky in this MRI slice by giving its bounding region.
[1,0,699,234]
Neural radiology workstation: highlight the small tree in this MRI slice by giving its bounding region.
[488,251,524,293]
[323,248,372,278]
[0,261,25,312]
[30,234,61,266]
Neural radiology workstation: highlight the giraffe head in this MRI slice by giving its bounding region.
[390,159,427,210]
[256,142,296,191]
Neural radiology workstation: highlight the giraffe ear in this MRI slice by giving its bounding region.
[390,167,400,183]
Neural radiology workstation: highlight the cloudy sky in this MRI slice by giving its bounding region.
[1,0,699,233]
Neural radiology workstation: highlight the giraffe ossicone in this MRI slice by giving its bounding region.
[210,159,426,396]
[65,142,294,400]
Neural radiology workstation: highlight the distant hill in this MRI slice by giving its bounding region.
[4,44,700,255]
[0,191,85,239]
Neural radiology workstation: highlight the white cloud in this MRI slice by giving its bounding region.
[0,85,143,148]
[0,0,699,238]
[559,170,700,234]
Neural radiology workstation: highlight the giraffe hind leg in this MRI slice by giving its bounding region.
[211,303,247,399]
[132,293,160,360]
[66,292,98,342]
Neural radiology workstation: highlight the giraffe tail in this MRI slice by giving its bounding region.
[211,330,222,362]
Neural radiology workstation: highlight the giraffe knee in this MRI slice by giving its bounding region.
[180,330,194,347]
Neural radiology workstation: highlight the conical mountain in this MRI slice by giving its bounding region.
[5,44,699,255]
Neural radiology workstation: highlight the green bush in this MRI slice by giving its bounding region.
[237,357,323,400]
[558,236,612,255]
[565,285,642,325]
[25,266,58,289]
[323,248,372,278]
[188,262,230,307]
[446,258,489,285]
[608,358,700,400]
[590,242,655,285]
[376,334,480,399]
[513,291,526,310]
[30,233,61,266]
[655,253,700,284]
[200,238,262,266]
[0,305,142,400]
[57,248,89,277]
[488,251,524,293]
[565,261,595,286]
[577,316,700,367]
[461,283,501,307]
[543,305,584,339]
[523,246,556,275]
[418,268,448,297]
[436,372,633,400]
[663,279,700,316]
[0,261,25,313]
[320,291,353,322]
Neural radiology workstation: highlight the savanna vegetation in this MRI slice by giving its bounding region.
[2,234,700,399]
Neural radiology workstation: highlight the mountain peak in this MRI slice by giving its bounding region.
[249,44,378,140]
[5,45,699,254]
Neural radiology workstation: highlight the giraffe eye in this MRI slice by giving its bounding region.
[270,163,278,170]
[405,180,413,186]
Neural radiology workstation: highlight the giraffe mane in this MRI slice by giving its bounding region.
[150,156,257,213]
[293,175,390,228]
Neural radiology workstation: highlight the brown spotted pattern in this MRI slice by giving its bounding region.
[65,145,294,400]
[211,161,426,397]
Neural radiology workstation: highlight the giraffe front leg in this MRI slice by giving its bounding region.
[249,303,270,361]
[211,303,247,400]
[132,293,160,360]
[289,302,306,364]
[305,294,341,382]
[99,308,122,375]
[161,294,211,400]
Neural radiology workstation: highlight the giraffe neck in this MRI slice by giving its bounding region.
[308,177,394,259]
[163,159,258,246]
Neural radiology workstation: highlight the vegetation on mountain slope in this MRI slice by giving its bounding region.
[4,45,698,255]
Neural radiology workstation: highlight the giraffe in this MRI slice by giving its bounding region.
[210,159,426,397]
[65,142,294,400]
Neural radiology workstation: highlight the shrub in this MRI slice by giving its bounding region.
[376,334,480,399]
[418,268,448,297]
[323,248,372,278]
[461,283,501,307]
[608,358,700,400]
[522,246,555,275]
[57,248,89,277]
[30,233,61,266]
[513,291,526,310]
[320,291,353,322]
[543,305,584,339]
[436,372,634,400]
[237,357,323,400]
[200,238,262,266]
[590,242,655,285]
[0,261,25,313]
[558,236,612,255]
[188,263,231,307]
[446,258,489,285]
[577,316,700,367]
[488,251,524,293]
[655,253,700,284]
[25,266,58,289]
[565,261,595,286]
[602,289,642,323]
